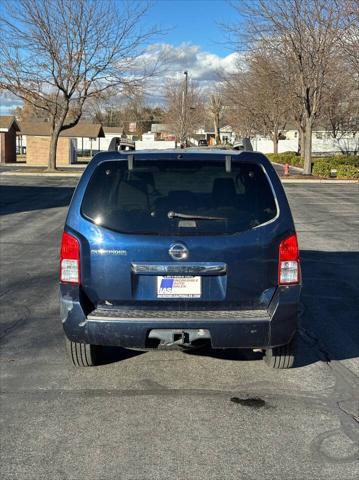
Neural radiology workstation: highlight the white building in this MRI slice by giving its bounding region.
[192,125,237,146]
[135,131,176,150]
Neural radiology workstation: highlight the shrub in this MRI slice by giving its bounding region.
[313,155,359,167]
[336,164,359,179]
[267,152,303,167]
[267,152,359,178]
[312,160,332,177]
[312,157,359,179]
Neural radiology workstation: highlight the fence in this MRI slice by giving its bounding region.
[253,136,358,155]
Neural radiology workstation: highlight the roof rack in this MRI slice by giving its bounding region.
[233,137,253,151]
[225,155,231,172]
[127,154,134,171]
[108,137,135,152]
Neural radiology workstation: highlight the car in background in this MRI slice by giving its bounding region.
[60,150,301,368]
[198,139,208,146]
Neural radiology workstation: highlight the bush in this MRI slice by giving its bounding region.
[312,156,359,179]
[312,160,332,177]
[267,152,359,178]
[312,155,359,167]
[336,164,359,179]
[267,152,303,167]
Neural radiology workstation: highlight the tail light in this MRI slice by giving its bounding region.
[60,231,80,284]
[278,234,300,285]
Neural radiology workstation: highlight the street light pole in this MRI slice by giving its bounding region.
[183,70,188,146]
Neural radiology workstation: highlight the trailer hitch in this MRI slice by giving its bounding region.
[148,329,210,348]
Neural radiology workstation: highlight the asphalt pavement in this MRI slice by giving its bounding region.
[0,176,358,480]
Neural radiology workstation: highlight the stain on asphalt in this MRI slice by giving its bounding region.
[230,396,266,408]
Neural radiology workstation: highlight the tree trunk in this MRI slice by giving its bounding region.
[47,127,62,171]
[303,119,313,175]
[298,127,305,158]
[272,134,279,154]
[214,114,220,145]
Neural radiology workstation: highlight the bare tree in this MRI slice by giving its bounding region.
[319,54,359,153]
[164,78,204,145]
[0,0,158,170]
[321,62,358,138]
[223,51,290,153]
[227,0,355,174]
[222,73,258,139]
[208,93,224,144]
[340,0,359,74]
[13,99,51,122]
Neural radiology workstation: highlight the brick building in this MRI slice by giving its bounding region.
[18,122,105,165]
[0,116,20,163]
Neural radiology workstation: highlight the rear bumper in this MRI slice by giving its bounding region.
[60,285,300,349]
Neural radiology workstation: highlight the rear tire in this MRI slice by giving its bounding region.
[264,335,296,369]
[65,337,100,367]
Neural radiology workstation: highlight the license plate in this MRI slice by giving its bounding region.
[157,276,201,298]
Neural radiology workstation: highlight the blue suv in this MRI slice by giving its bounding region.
[60,150,301,368]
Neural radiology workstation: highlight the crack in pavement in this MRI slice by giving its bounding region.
[299,327,359,464]
[0,305,30,340]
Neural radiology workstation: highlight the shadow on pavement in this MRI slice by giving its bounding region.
[298,250,359,365]
[96,346,145,365]
[185,250,359,368]
[0,185,75,215]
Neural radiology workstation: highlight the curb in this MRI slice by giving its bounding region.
[0,163,88,169]
[0,171,82,177]
[281,179,358,184]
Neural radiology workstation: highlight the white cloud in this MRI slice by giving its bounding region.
[0,43,240,113]
[0,91,23,115]
[159,43,239,80]
[140,43,240,103]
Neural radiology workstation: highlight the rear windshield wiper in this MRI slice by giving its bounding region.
[167,211,226,221]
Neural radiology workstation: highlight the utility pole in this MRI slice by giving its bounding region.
[183,70,188,146]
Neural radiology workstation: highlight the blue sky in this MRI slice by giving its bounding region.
[0,0,241,113]
[137,0,241,102]
[149,0,236,55]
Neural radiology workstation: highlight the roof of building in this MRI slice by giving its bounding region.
[0,116,20,132]
[200,123,234,134]
[18,121,105,138]
[103,126,125,134]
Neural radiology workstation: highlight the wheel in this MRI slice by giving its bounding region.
[65,337,100,367]
[264,335,296,369]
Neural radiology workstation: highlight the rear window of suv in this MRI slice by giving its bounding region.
[81,159,277,235]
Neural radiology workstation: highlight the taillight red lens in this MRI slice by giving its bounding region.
[60,231,80,284]
[278,234,300,285]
